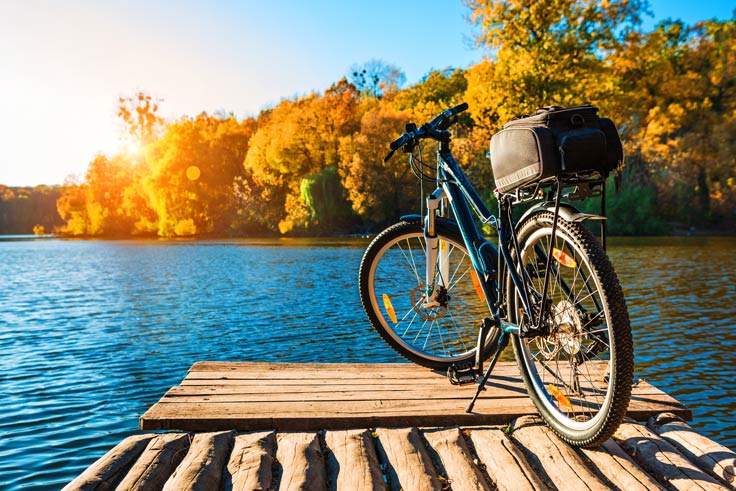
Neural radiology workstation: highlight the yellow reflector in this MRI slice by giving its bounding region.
[382,294,398,323]
[470,269,484,301]
[552,248,577,268]
[548,384,573,411]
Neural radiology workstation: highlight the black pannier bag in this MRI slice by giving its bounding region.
[490,105,623,193]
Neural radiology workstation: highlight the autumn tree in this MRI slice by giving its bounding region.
[117,91,164,147]
[611,17,736,224]
[339,102,416,225]
[243,79,362,233]
[84,154,136,235]
[56,176,90,235]
[464,0,648,132]
[143,114,257,236]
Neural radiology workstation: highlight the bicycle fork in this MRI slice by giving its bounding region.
[423,188,447,308]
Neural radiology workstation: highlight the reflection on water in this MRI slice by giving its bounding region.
[608,237,736,450]
[0,236,734,490]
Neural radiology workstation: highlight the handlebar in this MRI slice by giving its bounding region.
[385,102,468,161]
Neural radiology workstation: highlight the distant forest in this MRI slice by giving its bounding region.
[0,186,63,235]
[3,1,736,236]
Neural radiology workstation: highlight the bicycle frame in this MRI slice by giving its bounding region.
[423,142,540,338]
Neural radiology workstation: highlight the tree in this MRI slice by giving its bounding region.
[243,79,362,233]
[339,103,416,226]
[56,177,90,235]
[143,114,257,236]
[117,91,164,147]
[349,60,406,98]
[0,185,63,234]
[463,0,648,131]
[84,154,136,235]
[609,17,736,224]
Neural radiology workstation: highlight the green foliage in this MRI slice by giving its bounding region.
[300,166,354,232]
[578,178,669,235]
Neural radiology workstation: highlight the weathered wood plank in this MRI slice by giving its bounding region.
[648,413,736,489]
[421,427,491,491]
[140,398,540,432]
[467,427,548,491]
[579,439,667,491]
[226,431,276,491]
[512,415,611,491]
[116,433,191,491]
[324,429,384,491]
[161,388,527,403]
[166,382,670,396]
[179,378,494,387]
[141,362,690,432]
[162,431,235,491]
[159,388,675,403]
[189,361,522,373]
[375,427,441,491]
[62,434,155,491]
[615,422,730,491]
[275,432,327,491]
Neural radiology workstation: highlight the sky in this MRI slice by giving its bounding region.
[0,0,733,187]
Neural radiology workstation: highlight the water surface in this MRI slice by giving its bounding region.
[0,236,734,490]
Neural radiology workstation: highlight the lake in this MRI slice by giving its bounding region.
[0,236,734,490]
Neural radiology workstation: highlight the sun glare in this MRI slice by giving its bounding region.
[123,140,142,158]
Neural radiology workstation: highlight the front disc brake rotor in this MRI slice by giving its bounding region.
[410,284,447,320]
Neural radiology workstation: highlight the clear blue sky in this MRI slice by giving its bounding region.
[0,0,732,186]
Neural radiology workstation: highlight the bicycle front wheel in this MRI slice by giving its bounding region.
[510,211,633,447]
[359,220,497,369]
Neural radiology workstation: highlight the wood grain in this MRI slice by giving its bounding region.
[375,427,441,491]
[116,433,191,491]
[422,427,491,491]
[62,434,155,491]
[648,413,736,489]
[324,429,384,491]
[275,432,327,491]
[141,363,690,432]
[467,426,548,491]
[226,431,275,491]
[162,431,235,491]
[579,439,667,491]
[615,422,730,491]
[512,415,611,491]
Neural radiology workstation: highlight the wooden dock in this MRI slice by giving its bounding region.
[139,362,690,431]
[64,362,736,490]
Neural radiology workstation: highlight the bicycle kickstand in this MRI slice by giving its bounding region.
[466,330,509,413]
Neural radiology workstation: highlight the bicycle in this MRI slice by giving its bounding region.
[358,103,633,447]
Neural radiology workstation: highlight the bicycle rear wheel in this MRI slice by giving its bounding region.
[510,211,633,447]
[359,220,498,369]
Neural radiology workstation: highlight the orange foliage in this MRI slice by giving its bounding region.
[55,13,736,235]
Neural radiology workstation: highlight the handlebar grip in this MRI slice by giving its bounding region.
[450,102,469,115]
[389,134,408,151]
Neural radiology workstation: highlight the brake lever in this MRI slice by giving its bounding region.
[383,149,396,162]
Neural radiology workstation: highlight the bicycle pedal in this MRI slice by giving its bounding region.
[447,364,478,385]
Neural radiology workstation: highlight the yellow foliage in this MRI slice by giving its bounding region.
[174,218,196,236]
[54,11,736,235]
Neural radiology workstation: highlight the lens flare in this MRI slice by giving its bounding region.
[186,166,201,181]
